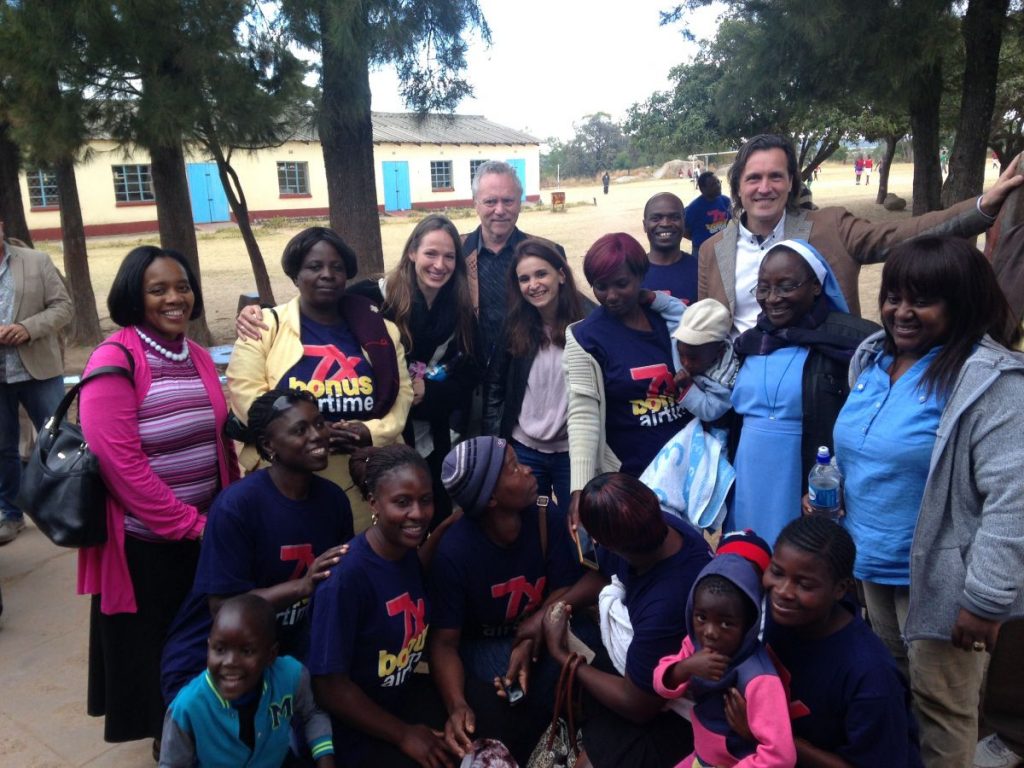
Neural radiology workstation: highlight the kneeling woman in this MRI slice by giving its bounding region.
[430,436,582,763]
[308,445,456,768]
[161,389,353,702]
[762,516,923,767]
[543,473,712,768]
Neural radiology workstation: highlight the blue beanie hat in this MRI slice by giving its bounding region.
[441,437,507,518]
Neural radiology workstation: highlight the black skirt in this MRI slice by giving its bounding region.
[87,536,200,742]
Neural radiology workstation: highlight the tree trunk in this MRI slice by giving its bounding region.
[54,157,102,345]
[148,141,213,344]
[909,59,944,214]
[208,141,275,305]
[318,6,384,277]
[876,133,900,205]
[0,123,33,247]
[941,0,1010,207]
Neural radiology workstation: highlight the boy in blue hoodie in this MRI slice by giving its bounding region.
[159,594,335,768]
[654,555,795,767]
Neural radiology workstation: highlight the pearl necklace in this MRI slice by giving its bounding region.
[136,327,190,362]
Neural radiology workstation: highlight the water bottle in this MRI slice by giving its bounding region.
[426,352,463,382]
[807,446,842,521]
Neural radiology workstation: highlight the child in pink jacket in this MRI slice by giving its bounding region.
[654,555,795,767]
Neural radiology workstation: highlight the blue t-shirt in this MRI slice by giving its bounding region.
[161,470,353,701]
[834,348,944,584]
[429,502,581,639]
[307,534,430,753]
[573,306,692,476]
[597,514,711,693]
[641,256,698,305]
[766,608,923,767]
[282,314,376,421]
[685,194,732,253]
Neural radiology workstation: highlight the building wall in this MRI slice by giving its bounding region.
[20,137,541,240]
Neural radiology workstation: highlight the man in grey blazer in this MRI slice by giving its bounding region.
[697,134,1024,335]
[0,218,72,544]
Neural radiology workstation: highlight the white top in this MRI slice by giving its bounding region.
[732,213,787,336]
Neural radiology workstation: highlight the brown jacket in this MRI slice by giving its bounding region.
[697,197,988,318]
[3,242,72,380]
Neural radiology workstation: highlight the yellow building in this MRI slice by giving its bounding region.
[20,113,541,240]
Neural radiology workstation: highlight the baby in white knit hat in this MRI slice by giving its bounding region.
[671,298,739,422]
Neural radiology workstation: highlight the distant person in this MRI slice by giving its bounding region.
[641,192,698,303]
[684,172,732,256]
[864,156,874,185]
[0,217,72,545]
[602,171,610,195]
[159,595,336,768]
[941,147,950,175]
[462,160,567,366]
[697,134,1024,334]
[854,155,864,185]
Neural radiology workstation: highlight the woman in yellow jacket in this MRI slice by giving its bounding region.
[228,227,412,531]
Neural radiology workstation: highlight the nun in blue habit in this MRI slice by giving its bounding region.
[728,239,879,545]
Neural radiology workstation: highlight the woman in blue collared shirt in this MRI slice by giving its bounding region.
[833,236,1024,768]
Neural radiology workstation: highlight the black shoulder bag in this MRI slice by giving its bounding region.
[16,342,134,547]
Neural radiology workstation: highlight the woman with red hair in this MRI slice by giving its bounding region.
[564,233,691,514]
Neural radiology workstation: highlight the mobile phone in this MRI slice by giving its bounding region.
[500,679,525,706]
[572,524,599,570]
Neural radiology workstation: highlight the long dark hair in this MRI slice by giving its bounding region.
[382,215,475,355]
[504,238,585,357]
[880,237,1019,397]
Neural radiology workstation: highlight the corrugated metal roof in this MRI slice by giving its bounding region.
[291,112,539,145]
[371,112,539,146]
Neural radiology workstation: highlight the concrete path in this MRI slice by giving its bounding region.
[0,521,151,767]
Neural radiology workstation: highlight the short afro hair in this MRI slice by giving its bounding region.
[281,227,358,281]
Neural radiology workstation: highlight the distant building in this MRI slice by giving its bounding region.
[20,112,541,240]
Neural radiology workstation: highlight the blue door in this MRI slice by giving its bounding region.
[507,158,527,201]
[186,163,230,224]
[382,161,411,211]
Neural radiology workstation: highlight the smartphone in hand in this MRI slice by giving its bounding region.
[501,679,525,706]
[572,524,599,570]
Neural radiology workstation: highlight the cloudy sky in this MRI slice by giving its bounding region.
[367,1,724,141]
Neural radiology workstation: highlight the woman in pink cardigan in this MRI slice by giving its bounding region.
[78,247,238,751]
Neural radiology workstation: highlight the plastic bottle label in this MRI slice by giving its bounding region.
[808,486,839,511]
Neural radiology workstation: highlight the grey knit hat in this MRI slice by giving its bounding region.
[441,436,507,518]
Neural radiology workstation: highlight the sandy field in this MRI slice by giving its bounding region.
[43,158,999,372]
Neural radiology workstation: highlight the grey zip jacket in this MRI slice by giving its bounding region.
[848,331,1024,641]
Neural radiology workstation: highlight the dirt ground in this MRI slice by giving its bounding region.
[51,159,998,373]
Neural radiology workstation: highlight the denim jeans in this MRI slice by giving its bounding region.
[0,375,66,521]
[511,440,570,512]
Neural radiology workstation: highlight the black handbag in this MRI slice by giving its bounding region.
[16,342,134,548]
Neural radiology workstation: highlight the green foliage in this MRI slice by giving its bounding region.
[990,11,1024,166]
[540,114,628,179]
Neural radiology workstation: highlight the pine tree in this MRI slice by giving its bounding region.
[0,0,102,344]
[279,0,490,276]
